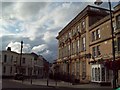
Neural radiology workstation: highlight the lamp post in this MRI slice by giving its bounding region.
[20,41,23,74]
[47,63,50,86]
[30,58,32,84]
[94,0,116,88]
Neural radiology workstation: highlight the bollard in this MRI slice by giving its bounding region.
[47,78,49,86]
[55,80,57,86]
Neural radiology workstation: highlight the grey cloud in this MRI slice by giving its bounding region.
[6,41,31,53]
[17,2,48,18]
[3,2,118,63]
[2,2,15,18]
[1,34,57,62]
[20,2,50,21]
[1,35,18,50]
[2,2,14,9]
[2,2,49,21]
[1,35,45,50]
[0,2,95,63]
[93,2,119,9]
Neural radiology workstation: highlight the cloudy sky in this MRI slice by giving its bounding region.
[0,0,119,62]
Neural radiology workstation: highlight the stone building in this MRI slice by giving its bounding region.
[1,47,44,78]
[21,53,34,77]
[56,4,120,85]
[89,3,120,85]
[113,4,120,86]
[1,48,19,77]
[31,53,44,78]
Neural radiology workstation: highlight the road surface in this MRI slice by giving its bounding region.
[2,79,113,90]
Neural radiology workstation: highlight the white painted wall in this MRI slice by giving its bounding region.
[1,50,19,76]
[1,50,44,78]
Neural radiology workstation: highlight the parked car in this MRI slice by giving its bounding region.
[14,73,24,80]
[116,87,120,90]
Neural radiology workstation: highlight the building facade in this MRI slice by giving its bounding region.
[89,4,120,85]
[32,53,44,78]
[114,4,120,85]
[56,4,120,85]
[20,53,34,77]
[1,47,45,78]
[1,49,19,77]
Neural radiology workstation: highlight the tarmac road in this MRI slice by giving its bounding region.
[2,79,113,90]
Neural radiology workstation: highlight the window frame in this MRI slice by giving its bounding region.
[92,29,101,42]
[82,61,86,80]
[4,54,7,63]
[92,46,96,57]
[10,66,12,74]
[3,66,6,74]
[97,45,101,56]
[22,57,26,64]
[118,37,120,52]
[116,14,120,29]
[92,45,101,58]
[92,31,96,41]
[11,55,13,62]
[96,29,101,40]
[82,37,86,51]
[81,19,86,30]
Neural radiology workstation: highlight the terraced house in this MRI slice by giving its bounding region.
[1,47,45,79]
[56,3,120,85]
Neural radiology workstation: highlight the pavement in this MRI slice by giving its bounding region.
[11,78,113,89]
[2,79,54,90]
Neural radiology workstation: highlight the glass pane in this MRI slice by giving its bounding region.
[95,68,97,81]
[92,68,95,81]
[98,68,100,81]
[102,68,105,81]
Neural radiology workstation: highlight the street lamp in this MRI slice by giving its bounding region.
[20,41,23,74]
[94,0,116,89]
[30,58,33,84]
[47,63,50,86]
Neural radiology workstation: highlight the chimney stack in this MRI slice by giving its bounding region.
[7,47,11,51]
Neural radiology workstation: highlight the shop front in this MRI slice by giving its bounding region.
[91,58,120,86]
[91,64,112,83]
[104,58,120,86]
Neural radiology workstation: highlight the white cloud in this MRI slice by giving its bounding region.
[31,44,48,54]
[13,2,47,21]
[1,2,93,62]
[2,2,49,21]
[1,2,90,41]
[42,31,55,43]
[6,41,31,53]
[42,49,52,56]
[31,44,54,62]
[18,22,39,40]
[1,2,50,40]
[0,26,16,37]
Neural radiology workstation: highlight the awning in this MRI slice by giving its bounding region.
[104,59,120,70]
